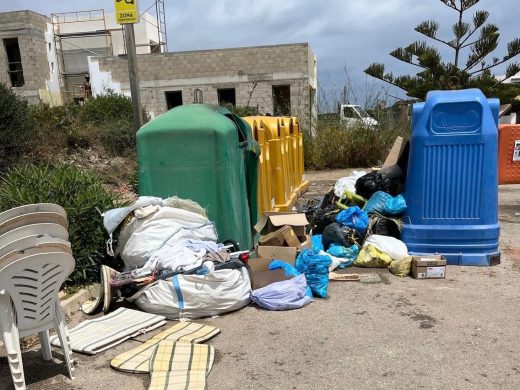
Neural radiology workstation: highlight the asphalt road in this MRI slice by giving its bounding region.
[1,173,519,390]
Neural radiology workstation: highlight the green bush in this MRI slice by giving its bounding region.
[80,91,134,126]
[0,164,125,284]
[304,114,410,169]
[0,83,36,167]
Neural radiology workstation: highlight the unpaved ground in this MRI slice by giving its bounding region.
[1,170,520,390]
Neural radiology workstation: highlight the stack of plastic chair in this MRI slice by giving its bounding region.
[0,204,76,390]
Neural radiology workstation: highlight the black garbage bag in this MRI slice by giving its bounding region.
[320,189,337,208]
[322,222,360,250]
[355,172,393,199]
[370,218,401,239]
[311,205,339,234]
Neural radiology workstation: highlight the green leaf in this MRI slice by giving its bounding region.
[415,20,439,39]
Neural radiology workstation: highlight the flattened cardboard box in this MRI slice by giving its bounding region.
[248,257,293,290]
[254,212,310,248]
[256,246,297,264]
[412,255,447,279]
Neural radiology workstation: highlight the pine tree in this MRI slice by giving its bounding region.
[364,0,520,101]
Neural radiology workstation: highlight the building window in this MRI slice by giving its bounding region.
[3,38,24,87]
[217,88,236,107]
[150,40,161,53]
[272,85,291,116]
[165,90,183,110]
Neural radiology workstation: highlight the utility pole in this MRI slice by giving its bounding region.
[114,0,143,131]
[124,23,143,131]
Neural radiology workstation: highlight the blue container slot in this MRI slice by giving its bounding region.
[402,89,500,266]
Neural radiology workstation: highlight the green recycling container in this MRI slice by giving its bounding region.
[137,104,259,250]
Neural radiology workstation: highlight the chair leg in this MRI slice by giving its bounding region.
[38,330,52,361]
[54,302,75,380]
[0,294,26,390]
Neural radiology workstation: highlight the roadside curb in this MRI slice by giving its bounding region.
[60,284,100,318]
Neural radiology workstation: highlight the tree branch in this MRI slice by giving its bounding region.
[468,57,511,74]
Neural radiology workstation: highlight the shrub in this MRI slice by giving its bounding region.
[80,91,134,126]
[0,164,125,284]
[0,83,36,167]
[304,114,410,169]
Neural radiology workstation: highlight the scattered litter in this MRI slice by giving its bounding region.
[329,272,360,281]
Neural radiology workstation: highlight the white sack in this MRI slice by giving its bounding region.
[363,234,408,261]
[128,268,251,320]
[334,170,367,198]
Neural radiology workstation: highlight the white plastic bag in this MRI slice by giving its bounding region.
[334,171,367,198]
[363,234,408,261]
[128,268,251,320]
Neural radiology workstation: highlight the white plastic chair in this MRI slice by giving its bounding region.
[0,204,67,225]
[0,224,69,250]
[0,251,76,390]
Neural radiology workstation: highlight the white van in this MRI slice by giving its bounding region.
[340,104,379,128]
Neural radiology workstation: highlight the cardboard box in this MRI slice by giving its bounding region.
[248,257,293,290]
[411,255,447,279]
[258,225,300,247]
[256,245,297,264]
[255,212,309,248]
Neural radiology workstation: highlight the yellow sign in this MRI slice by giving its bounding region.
[114,0,139,24]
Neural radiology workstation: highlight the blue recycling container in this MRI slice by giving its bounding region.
[401,89,500,266]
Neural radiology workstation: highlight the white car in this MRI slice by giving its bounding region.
[340,104,379,128]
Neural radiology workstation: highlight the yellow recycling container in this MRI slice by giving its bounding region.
[244,116,309,214]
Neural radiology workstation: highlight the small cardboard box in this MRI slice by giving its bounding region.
[256,246,297,264]
[258,225,300,247]
[248,257,293,290]
[255,212,309,248]
[411,255,447,279]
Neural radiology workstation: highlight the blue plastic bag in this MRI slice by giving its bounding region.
[326,244,359,268]
[335,206,369,234]
[364,191,407,216]
[295,249,332,298]
[251,274,312,311]
[269,260,312,297]
[311,234,324,252]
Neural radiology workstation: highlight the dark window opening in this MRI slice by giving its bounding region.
[150,40,161,53]
[3,38,24,87]
[218,88,236,107]
[165,90,183,110]
[273,85,290,116]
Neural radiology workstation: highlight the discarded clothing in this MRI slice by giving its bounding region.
[295,249,332,298]
[354,244,393,268]
[364,191,407,216]
[111,322,220,373]
[364,234,408,261]
[149,341,214,390]
[118,207,218,270]
[49,308,166,355]
[251,274,312,311]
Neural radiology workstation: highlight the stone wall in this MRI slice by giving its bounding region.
[0,11,50,103]
[95,43,315,123]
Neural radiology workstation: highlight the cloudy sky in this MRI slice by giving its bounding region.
[1,0,518,107]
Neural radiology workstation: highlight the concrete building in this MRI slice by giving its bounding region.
[0,8,317,131]
[89,43,317,125]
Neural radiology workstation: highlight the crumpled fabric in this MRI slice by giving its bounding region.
[163,196,208,218]
[334,171,367,198]
[269,260,312,297]
[103,196,163,236]
[251,274,312,311]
